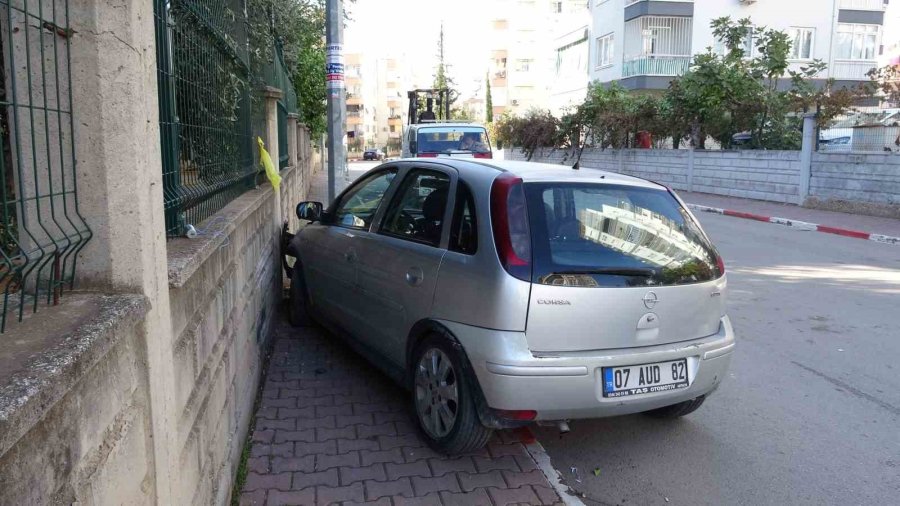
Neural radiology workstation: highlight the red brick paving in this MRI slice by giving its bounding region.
[239,315,563,505]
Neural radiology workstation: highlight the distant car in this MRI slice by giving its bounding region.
[285,159,734,454]
[401,123,492,159]
[363,149,385,161]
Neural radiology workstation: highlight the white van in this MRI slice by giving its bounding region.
[401,123,493,159]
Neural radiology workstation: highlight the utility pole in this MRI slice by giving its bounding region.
[325,0,345,203]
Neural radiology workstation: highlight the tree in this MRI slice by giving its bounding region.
[485,73,493,122]
[432,23,458,119]
[247,0,355,138]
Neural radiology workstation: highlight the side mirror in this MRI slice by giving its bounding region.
[409,140,417,154]
[296,201,323,222]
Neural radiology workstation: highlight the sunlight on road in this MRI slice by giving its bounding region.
[735,264,900,294]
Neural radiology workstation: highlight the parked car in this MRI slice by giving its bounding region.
[363,148,384,161]
[401,123,492,159]
[285,159,734,454]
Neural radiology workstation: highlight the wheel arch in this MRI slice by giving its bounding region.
[404,318,527,430]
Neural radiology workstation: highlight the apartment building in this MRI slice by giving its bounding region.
[590,0,888,90]
[344,53,368,153]
[549,1,592,114]
[488,0,555,117]
[343,54,409,154]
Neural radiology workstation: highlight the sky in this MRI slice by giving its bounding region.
[343,0,493,97]
[345,0,900,89]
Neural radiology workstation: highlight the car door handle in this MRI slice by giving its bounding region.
[405,267,424,286]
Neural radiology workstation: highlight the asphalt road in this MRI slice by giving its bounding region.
[537,212,900,506]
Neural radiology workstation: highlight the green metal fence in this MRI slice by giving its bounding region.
[154,0,256,237]
[154,1,299,237]
[270,41,297,169]
[0,0,93,332]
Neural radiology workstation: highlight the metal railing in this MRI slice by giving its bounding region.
[154,0,255,237]
[1,0,92,331]
[818,109,900,153]
[622,56,691,77]
[832,59,878,80]
[153,0,298,236]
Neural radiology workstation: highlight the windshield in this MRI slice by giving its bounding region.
[524,183,722,287]
[417,127,491,154]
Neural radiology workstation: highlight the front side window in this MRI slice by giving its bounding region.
[525,183,721,287]
[333,169,397,230]
[380,170,451,246]
[597,33,614,67]
[837,23,880,60]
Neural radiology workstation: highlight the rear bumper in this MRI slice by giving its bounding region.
[443,316,735,420]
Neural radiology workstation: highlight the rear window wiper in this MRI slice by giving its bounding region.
[548,268,655,277]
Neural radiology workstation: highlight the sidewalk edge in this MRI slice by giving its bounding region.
[686,204,900,246]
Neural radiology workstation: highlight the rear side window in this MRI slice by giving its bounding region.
[449,182,477,255]
[524,183,721,287]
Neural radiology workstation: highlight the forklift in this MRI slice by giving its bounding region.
[407,88,451,124]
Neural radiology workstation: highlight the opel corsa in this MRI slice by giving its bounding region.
[286,159,735,454]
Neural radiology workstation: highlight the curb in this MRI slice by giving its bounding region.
[686,204,900,246]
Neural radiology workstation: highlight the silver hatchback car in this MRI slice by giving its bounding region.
[286,159,735,454]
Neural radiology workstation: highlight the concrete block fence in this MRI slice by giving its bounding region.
[509,146,900,218]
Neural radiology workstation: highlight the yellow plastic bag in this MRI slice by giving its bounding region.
[257,137,281,190]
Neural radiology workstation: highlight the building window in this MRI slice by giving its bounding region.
[390,125,396,133]
[836,23,880,60]
[596,33,614,68]
[553,1,562,13]
[789,28,814,60]
[515,59,534,72]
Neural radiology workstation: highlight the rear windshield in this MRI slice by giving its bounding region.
[417,127,491,154]
[524,183,721,287]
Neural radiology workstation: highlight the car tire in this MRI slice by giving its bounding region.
[288,262,313,327]
[643,396,706,419]
[410,335,492,455]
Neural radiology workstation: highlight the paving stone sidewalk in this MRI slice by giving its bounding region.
[238,314,564,506]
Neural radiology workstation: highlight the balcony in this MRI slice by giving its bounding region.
[622,56,691,77]
[839,0,886,10]
[622,15,692,78]
[832,59,878,80]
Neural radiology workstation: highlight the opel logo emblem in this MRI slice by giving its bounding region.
[642,291,659,309]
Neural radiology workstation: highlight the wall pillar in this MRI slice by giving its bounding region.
[687,147,695,193]
[262,87,283,228]
[69,0,175,502]
[799,114,817,205]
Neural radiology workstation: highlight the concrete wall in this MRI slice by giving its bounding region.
[0,296,153,505]
[0,0,316,499]
[510,148,900,217]
[809,152,900,217]
[512,148,803,203]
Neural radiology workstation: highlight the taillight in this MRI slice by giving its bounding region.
[490,173,531,281]
[418,153,438,158]
[474,152,492,159]
[716,254,726,277]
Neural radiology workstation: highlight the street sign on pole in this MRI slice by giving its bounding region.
[325,0,345,203]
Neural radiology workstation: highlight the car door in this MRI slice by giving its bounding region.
[353,164,455,366]
[301,167,399,333]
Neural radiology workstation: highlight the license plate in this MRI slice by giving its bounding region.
[602,359,689,398]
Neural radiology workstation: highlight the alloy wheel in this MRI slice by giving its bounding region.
[414,348,459,438]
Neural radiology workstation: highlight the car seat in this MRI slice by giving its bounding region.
[421,188,449,244]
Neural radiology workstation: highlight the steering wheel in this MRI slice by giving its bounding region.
[398,210,418,233]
